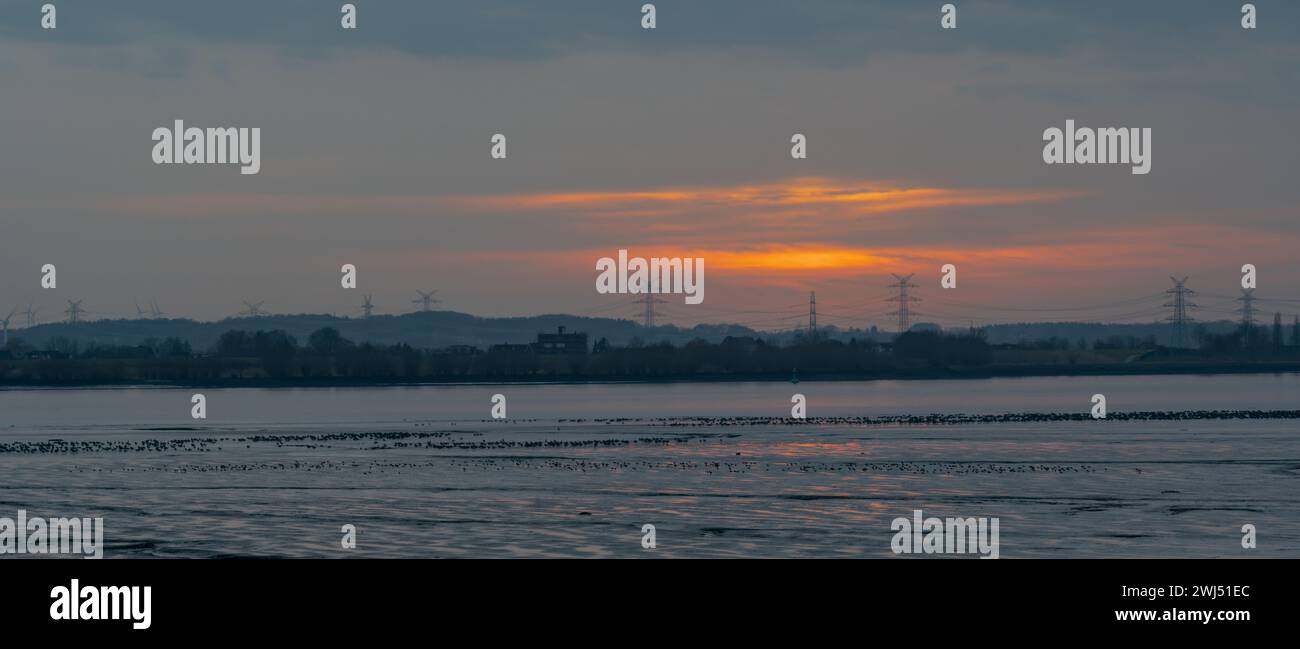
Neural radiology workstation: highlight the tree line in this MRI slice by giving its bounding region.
[2,324,1298,384]
[0,328,989,382]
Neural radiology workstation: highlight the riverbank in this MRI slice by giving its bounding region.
[3,360,1300,388]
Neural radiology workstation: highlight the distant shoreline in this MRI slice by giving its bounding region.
[3,361,1299,389]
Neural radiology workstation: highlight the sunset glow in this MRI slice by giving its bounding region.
[445,177,1081,215]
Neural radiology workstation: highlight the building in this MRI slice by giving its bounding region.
[489,326,590,355]
[534,326,588,354]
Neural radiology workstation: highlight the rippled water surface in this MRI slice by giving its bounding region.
[1,374,1297,558]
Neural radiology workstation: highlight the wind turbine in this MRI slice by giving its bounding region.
[150,299,165,319]
[1,309,14,347]
[412,290,440,312]
[23,304,37,328]
[359,294,375,319]
[239,300,267,318]
[135,301,149,318]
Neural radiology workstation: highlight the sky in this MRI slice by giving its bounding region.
[2,1,1299,331]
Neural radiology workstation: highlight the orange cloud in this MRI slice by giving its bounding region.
[445,177,1080,216]
[94,178,1080,240]
[403,222,1288,281]
[705,246,901,273]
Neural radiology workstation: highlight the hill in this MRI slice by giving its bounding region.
[7,311,761,351]
[4,310,1249,351]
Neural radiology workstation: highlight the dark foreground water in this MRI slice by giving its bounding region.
[1,374,1297,558]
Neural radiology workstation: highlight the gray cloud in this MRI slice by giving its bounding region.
[1,1,1298,326]
[4,1,1297,65]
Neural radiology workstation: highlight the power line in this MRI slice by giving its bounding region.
[1238,288,1256,335]
[238,300,267,318]
[886,274,920,333]
[65,300,84,324]
[928,291,1166,313]
[806,292,816,338]
[632,294,667,328]
[1164,276,1196,348]
[412,290,440,313]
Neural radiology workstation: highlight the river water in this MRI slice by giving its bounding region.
[1,374,1296,558]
